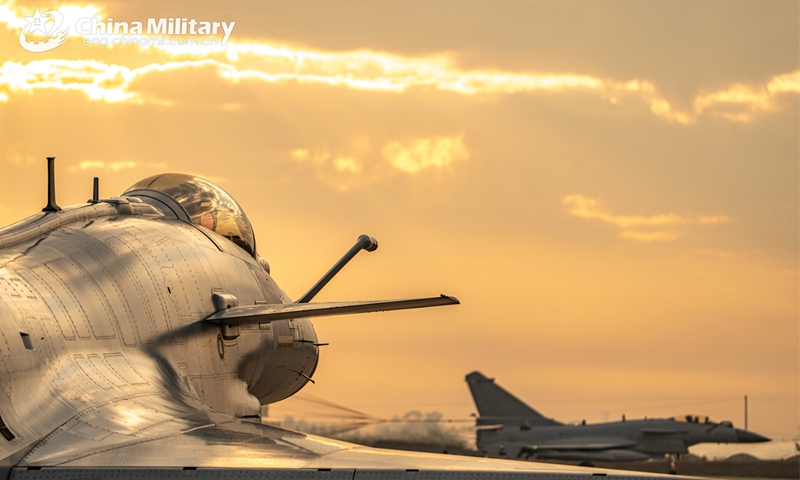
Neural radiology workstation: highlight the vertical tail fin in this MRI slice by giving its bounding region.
[466,371,561,426]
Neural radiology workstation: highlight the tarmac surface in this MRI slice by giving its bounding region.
[368,441,799,479]
[591,458,798,479]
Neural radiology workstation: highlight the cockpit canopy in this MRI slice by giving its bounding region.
[123,174,256,256]
[672,414,718,425]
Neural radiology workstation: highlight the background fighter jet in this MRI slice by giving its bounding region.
[467,371,770,463]
[0,160,684,479]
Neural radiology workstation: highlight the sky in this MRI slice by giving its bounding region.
[0,0,797,440]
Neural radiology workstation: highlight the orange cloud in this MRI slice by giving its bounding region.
[0,3,797,123]
[289,135,467,191]
[292,149,360,172]
[290,145,373,192]
[383,136,468,174]
[562,195,730,242]
[68,160,168,173]
[334,157,361,174]
[619,231,679,242]
[1,56,796,125]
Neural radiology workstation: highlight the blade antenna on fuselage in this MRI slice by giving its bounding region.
[42,156,61,212]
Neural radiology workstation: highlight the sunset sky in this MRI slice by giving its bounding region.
[0,1,797,439]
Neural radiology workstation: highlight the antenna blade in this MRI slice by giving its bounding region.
[42,156,61,212]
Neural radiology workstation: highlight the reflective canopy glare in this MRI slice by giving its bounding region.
[124,174,256,256]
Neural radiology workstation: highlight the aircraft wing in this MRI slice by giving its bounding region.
[526,439,639,450]
[205,295,459,325]
[14,393,693,479]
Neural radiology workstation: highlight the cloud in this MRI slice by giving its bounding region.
[689,249,733,259]
[562,195,730,242]
[0,3,796,123]
[689,71,800,122]
[334,157,361,174]
[562,195,689,227]
[289,135,466,191]
[292,148,362,173]
[0,57,795,124]
[291,148,321,164]
[383,136,468,174]
[68,160,167,172]
[290,145,371,192]
[619,231,679,242]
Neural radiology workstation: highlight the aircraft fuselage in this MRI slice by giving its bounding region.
[0,200,318,463]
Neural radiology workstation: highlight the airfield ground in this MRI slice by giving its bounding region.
[367,441,799,479]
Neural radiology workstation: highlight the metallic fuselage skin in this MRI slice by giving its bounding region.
[0,201,317,463]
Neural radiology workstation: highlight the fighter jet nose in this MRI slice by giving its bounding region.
[735,429,770,443]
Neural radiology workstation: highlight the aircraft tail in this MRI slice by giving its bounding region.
[466,371,561,426]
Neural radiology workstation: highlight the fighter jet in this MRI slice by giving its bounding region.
[0,158,688,479]
[467,371,770,464]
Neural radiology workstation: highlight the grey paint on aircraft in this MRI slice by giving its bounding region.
[466,371,770,462]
